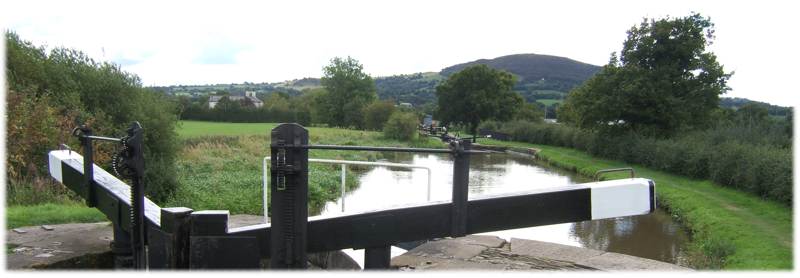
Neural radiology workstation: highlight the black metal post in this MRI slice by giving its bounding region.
[270,123,309,269]
[364,246,391,269]
[123,122,146,269]
[79,126,96,207]
[112,223,133,268]
[451,139,471,237]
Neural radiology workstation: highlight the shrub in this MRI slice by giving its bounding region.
[484,120,793,205]
[363,100,397,131]
[383,111,419,141]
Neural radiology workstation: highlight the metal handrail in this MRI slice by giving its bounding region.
[594,167,636,181]
[262,157,433,224]
[272,144,490,154]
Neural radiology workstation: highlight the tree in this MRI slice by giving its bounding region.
[560,13,731,136]
[435,64,523,135]
[319,56,377,129]
[298,88,329,125]
[515,102,544,122]
[364,100,397,131]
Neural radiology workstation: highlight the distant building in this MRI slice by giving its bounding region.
[398,102,413,109]
[208,91,263,109]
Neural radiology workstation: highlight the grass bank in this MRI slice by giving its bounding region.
[479,138,792,269]
[168,121,443,216]
[7,179,106,229]
[7,203,106,229]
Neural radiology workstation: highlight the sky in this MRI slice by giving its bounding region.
[2,0,799,106]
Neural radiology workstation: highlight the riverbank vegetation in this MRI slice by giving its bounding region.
[479,119,792,205]
[478,138,792,269]
[169,121,442,215]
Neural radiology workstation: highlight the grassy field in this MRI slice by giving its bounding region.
[177,121,281,138]
[478,138,792,269]
[168,121,443,215]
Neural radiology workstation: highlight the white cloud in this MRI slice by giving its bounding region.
[3,0,798,106]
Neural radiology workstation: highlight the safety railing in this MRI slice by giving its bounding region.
[262,157,432,223]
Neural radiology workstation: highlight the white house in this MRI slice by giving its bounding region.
[208,91,264,109]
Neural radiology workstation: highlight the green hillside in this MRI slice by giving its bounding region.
[441,54,601,90]
[375,54,601,106]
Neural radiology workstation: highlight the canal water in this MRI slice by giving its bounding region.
[318,151,689,268]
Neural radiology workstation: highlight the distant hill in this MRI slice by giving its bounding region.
[152,53,603,107]
[441,54,601,91]
[375,54,601,106]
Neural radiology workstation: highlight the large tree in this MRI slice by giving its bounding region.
[319,56,377,129]
[559,13,731,136]
[435,64,524,135]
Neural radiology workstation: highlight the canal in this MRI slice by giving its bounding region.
[317,151,690,268]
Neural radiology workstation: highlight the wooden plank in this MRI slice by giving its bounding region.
[49,150,162,227]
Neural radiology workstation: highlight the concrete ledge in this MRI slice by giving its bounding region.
[510,237,605,262]
[509,238,689,271]
[392,235,691,271]
[401,235,505,260]
[7,222,114,269]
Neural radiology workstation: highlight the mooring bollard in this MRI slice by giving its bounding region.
[270,123,310,269]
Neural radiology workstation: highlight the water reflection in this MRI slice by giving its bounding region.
[318,152,688,265]
[571,211,688,264]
